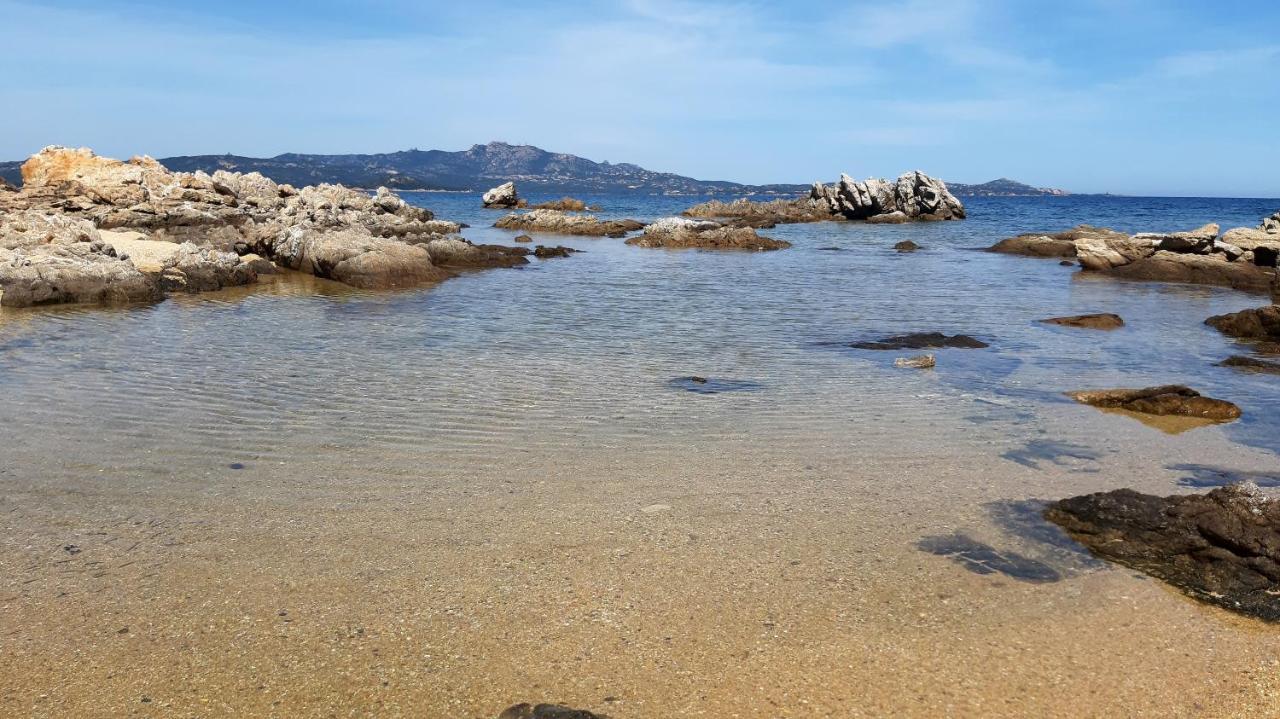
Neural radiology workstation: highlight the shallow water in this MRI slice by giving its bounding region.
[2,194,1279,717]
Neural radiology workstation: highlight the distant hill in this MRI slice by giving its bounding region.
[0,142,1069,197]
[948,178,1069,197]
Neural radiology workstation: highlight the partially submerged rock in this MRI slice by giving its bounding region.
[1103,251,1275,293]
[1067,385,1241,421]
[893,240,920,252]
[1219,355,1280,374]
[1038,313,1124,330]
[683,171,964,226]
[851,332,988,350]
[1205,305,1280,341]
[414,237,529,269]
[625,217,790,251]
[533,245,577,259]
[482,181,523,209]
[265,227,450,290]
[1046,483,1280,621]
[530,197,591,211]
[513,234,533,243]
[894,354,936,368]
[494,209,643,238]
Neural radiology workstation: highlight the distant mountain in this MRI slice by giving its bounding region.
[0,142,1069,197]
[948,178,1069,197]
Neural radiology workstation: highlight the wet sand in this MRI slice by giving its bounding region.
[4,419,1279,718]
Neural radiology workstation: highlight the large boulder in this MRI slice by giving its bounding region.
[1135,223,1219,254]
[494,209,643,237]
[482,181,523,209]
[0,242,160,307]
[1067,385,1241,421]
[264,226,451,289]
[1075,233,1157,271]
[625,216,790,251]
[1046,483,1280,621]
[1205,305,1280,340]
[1103,251,1275,294]
[986,225,1124,258]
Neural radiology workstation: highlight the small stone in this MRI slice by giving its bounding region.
[894,354,936,369]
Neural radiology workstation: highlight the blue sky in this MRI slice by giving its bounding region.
[1,0,1277,196]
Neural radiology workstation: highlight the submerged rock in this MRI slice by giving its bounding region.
[513,234,533,243]
[1045,483,1280,621]
[530,197,590,211]
[1219,355,1280,374]
[667,376,763,394]
[851,332,989,350]
[1038,313,1124,330]
[415,237,530,269]
[533,245,577,258]
[494,209,643,238]
[498,704,606,719]
[626,217,790,251]
[894,354,936,368]
[482,181,523,209]
[893,240,920,252]
[1067,385,1241,421]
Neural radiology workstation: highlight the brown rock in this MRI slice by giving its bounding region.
[626,217,789,251]
[893,240,921,252]
[530,197,588,211]
[495,210,643,238]
[1067,385,1241,421]
[1038,313,1124,330]
[265,227,451,290]
[1205,305,1280,341]
[986,225,1125,258]
[1045,483,1280,621]
[513,234,533,243]
[498,704,607,719]
[1218,355,1280,374]
[850,332,988,350]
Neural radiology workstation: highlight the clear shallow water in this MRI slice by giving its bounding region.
[3,194,1280,717]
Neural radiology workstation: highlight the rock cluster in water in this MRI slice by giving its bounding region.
[989,216,1280,295]
[0,146,542,307]
[1067,385,1242,421]
[682,171,964,227]
[624,217,790,251]
[1046,483,1280,621]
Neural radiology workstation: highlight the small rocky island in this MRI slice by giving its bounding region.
[683,171,965,227]
[0,147,548,308]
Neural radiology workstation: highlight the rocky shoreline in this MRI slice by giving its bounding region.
[0,147,558,308]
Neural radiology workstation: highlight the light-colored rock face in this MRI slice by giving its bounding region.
[0,242,160,307]
[493,209,644,237]
[1076,234,1157,271]
[627,216,791,251]
[266,226,449,289]
[808,171,964,221]
[1221,227,1280,251]
[482,181,519,208]
[0,210,101,250]
[1262,211,1279,234]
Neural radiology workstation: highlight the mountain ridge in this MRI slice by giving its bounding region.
[0,142,1070,197]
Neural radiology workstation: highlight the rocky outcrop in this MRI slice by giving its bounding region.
[1039,313,1124,330]
[1067,386,1241,421]
[850,332,989,350]
[0,146,491,306]
[414,237,529,269]
[1104,251,1276,293]
[530,197,595,212]
[986,226,1125,258]
[683,171,964,226]
[1219,355,1280,374]
[1205,305,1280,341]
[494,209,643,238]
[482,182,524,209]
[1046,483,1280,621]
[624,217,790,251]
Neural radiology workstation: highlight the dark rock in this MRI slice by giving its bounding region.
[1067,385,1241,421]
[533,245,577,259]
[1218,355,1280,374]
[513,234,533,243]
[1038,313,1124,330]
[1045,483,1280,621]
[850,332,989,350]
[893,240,921,252]
[668,376,762,394]
[498,703,607,719]
[1059,260,1074,266]
[1205,305,1280,341]
[418,237,529,269]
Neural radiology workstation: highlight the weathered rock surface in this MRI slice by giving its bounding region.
[1046,483,1280,621]
[1105,251,1275,293]
[0,146,481,305]
[625,217,790,251]
[1264,211,1280,234]
[0,242,160,307]
[1067,385,1241,421]
[1038,313,1124,330]
[986,225,1125,258]
[415,237,529,269]
[893,240,920,252]
[494,209,644,238]
[482,181,523,209]
[1205,305,1280,341]
[851,332,989,350]
[683,171,964,225]
[1134,223,1219,254]
[498,703,606,719]
[533,245,577,258]
[1219,355,1280,374]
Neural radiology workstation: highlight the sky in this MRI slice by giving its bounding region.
[1,0,1277,197]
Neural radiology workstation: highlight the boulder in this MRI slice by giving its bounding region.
[1264,210,1280,234]
[417,237,529,269]
[1045,483,1280,621]
[625,217,790,251]
[1205,305,1280,341]
[1067,385,1241,421]
[1038,313,1124,330]
[869,211,910,225]
[529,197,588,211]
[513,234,533,243]
[893,240,921,252]
[1103,251,1275,294]
[533,245,577,258]
[494,209,644,238]
[1221,226,1280,252]
[482,182,522,209]
[0,243,160,307]
[1076,233,1157,271]
[1219,355,1280,374]
[1134,223,1219,254]
[264,226,451,289]
[850,332,988,350]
